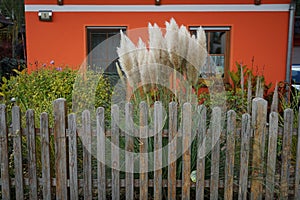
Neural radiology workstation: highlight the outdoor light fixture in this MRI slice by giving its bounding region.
[155,0,161,6]
[57,0,63,5]
[38,10,53,21]
[254,0,261,5]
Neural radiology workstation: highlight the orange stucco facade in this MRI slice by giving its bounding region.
[24,0,292,84]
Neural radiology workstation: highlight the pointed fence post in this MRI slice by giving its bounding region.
[53,98,68,200]
[168,102,177,200]
[26,109,38,199]
[154,101,162,200]
[265,112,278,200]
[182,102,192,200]
[96,107,106,200]
[250,97,267,200]
[238,113,251,200]
[210,107,222,200]
[280,109,293,199]
[125,102,134,199]
[196,105,206,200]
[0,105,10,199]
[12,106,24,200]
[111,104,120,200]
[224,110,236,200]
[139,102,148,199]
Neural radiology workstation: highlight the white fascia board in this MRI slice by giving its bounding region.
[25,4,290,12]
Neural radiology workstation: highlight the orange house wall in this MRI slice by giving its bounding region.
[25,11,289,84]
[25,0,290,84]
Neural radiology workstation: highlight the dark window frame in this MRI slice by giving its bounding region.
[190,26,231,82]
[86,26,126,75]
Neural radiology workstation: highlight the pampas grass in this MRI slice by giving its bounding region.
[117,18,209,103]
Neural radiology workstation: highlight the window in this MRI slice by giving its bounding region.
[86,27,126,75]
[190,26,231,82]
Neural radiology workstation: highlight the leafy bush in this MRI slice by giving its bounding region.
[0,67,113,125]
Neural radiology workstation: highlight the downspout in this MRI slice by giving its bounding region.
[286,0,296,87]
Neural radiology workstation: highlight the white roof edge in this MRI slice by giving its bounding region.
[25,4,290,12]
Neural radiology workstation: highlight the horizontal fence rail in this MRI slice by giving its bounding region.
[0,97,299,199]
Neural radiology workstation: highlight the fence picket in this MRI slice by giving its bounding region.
[53,98,68,200]
[82,110,92,200]
[224,110,236,200]
[96,107,106,199]
[68,114,78,200]
[182,102,192,200]
[139,102,148,199]
[168,102,177,200]
[125,103,134,199]
[296,107,300,198]
[40,113,51,200]
[154,101,163,200]
[238,113,251,200]
[26,110,38,199]
[196,105,206,200]
[0,105,10,199]
[280,109,293,199]
[111,104,120,200]
[12,106,24,200]
[250,97,267,200]
[210,107,221,200]
[265,112,278,200]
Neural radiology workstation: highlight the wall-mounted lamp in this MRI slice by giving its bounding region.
[155,0,161,6]
[38,10,52,21]
[58,0,63,5]
[254,0,261,5]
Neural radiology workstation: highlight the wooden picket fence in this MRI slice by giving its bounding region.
[0,97,300,199]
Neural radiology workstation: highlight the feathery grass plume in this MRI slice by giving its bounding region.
[178,25,190,69]
[197,26,207,50]
[165,18,180,70]
[196,27,208,73]
[137,38,151,92]
[186,34,202,85]
[148,23,169,85]
[117,30,140,86]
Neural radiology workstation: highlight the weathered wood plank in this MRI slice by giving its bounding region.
[168,102,177,200]
[295,107,300,199]
[182,102,192,200]
[154,101,162,200]
[68,113,78,200]
[139,102,148,199]
[250,97,267,200]
[82,110,92,200]
[265,112,278,200]
[40,113,51,200]
[12,106,24,200]
[238,113,251,200]
[0,104,10,199]
[224,110,236,200]
[111,104,120,200]
[125,103,134,200]
[53,98,68,200]
[196,105,206,200]
[96,107,106,200]
[280,109,293,199]
[210,107,221,200]
[26,110,38,200]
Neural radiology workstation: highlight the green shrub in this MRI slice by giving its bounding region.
[0,67,113,126]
